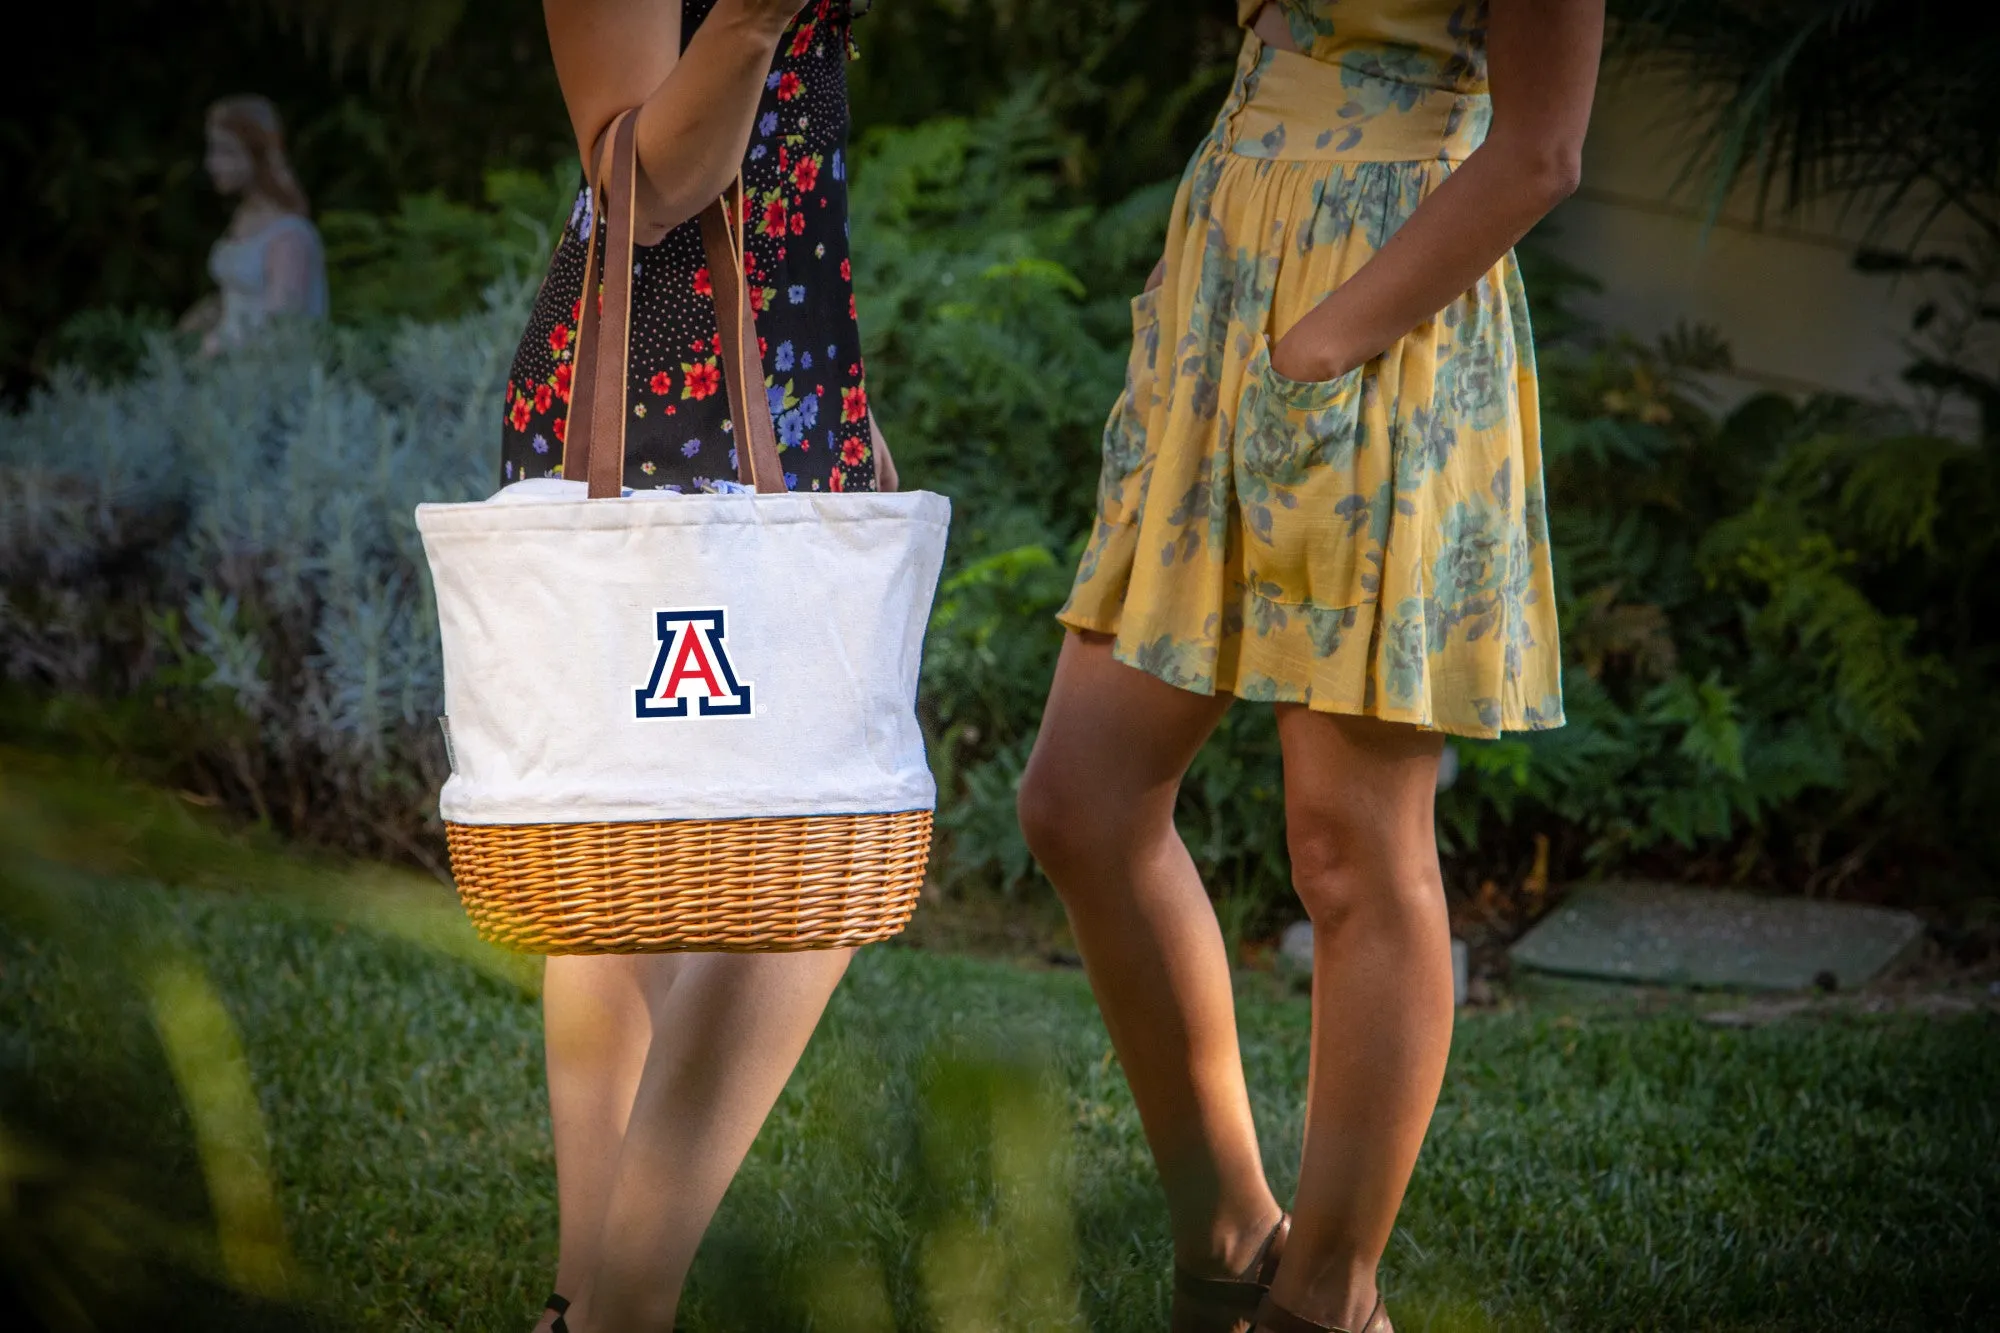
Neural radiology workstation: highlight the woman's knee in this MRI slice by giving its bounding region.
[1287,826,1441,932]
[1016,753,1088,874]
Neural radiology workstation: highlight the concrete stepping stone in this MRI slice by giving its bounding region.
[1509,881,1924,992]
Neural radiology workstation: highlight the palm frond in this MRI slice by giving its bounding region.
[1611,0,2000,248]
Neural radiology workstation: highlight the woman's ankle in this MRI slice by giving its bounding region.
[1174,1194,1287,1275]
[1265,1251,1381,1330]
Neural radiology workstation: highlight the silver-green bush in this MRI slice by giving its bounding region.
[0,292,526,865]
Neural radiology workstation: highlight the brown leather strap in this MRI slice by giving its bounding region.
[560,109,786,497]
[1251,1293,1384,1333]
[1172,1210,1288,1328]
[560,119,609,489]
[701,180,787,493]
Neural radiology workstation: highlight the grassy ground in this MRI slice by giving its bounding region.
[3,756,1998,1331]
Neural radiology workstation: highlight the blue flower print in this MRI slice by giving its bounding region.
[759,110,779,135]
[788,285,807,305]
[728,447,739,471]
[681,438,702,458]
[827,344,837,359]
[832,149,844,181]
[505,459,515,479]
[767,384,787,416]
[774,340,795,371]
[765,73,782,90]
[777,409,805,447]
[532,434,550,454]
[785,472,798,490]
[750,144,767,161]
[801,350,814,370]
[799,393,819,428]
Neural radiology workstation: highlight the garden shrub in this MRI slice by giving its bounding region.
[0,295,524,871]
[3,101,1996,921]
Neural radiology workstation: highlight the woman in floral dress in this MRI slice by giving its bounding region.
[507,5,887,1332]
[1018,3,1602,1331]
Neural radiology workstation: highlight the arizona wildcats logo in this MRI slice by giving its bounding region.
[635,609,752,718]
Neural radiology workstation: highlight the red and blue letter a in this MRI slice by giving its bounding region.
[636,609,753,718]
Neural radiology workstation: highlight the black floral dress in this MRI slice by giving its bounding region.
[501,0,874,494]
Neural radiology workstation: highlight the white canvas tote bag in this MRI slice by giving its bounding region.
[416,109,950,954]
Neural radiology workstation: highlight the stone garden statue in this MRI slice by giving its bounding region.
[178,95,328,355]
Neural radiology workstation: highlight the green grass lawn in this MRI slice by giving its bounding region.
[3,759,1998,1331]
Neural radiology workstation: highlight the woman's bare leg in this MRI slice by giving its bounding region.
[535,954,684,1330]
[1017,632,1282,1274]
[1264,706,1451,1330]
[564,948,853,1332]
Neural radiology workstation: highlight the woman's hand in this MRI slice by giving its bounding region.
[1270,321,1365,384]
[176,292,221,336]
[1264,0,1602,385]
[870,415,899,493]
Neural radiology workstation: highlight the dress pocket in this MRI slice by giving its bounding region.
[1095,287,1163,524]
[1232,334,1382,615]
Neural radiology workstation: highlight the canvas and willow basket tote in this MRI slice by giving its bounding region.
[416,109,951,954]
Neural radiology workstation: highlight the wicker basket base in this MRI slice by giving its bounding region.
[447,810,932,954]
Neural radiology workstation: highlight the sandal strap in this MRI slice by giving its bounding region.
[1175,1268,1272,1304]
[545,1292,571,1333]
[1172,1212,1291,1305]
[1253,1293,1386,1333]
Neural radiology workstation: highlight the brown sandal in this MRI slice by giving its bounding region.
[1169,1212,1291,1333]
[1252,1292,1390,1333]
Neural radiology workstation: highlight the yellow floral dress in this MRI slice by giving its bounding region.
[1058,0,1564,737]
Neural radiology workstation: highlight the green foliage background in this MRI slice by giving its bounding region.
[6,0,2000,925]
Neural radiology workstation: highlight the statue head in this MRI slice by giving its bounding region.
[205,95,310,215]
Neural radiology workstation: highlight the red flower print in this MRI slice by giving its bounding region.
[691,336,707,354]
[509,395,531,432]
[693,266,712,297]
[552,415,567,443]
[776,71,802,101]
[650,370,673,396]
[762,198,788,238]
[778,146,790,171]
[841,384,868,423]
[829,466,845,493]
[506,382,516,404]
[793,156,819,193]
[684,361,721,400]
[750,286,768,313]
[534,382,554,414]
[758,336,768,356]
[841,435,866,466]
[571,297,582,323]
[849,293,857,320]
[549,324,571,354]
[840,257,851,281]
[554,362,573,402]
[789,211,806,236]
[788,22,815,56]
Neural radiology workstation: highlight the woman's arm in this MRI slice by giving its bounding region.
[1268,0,1603,383]
[544,0,808,244]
